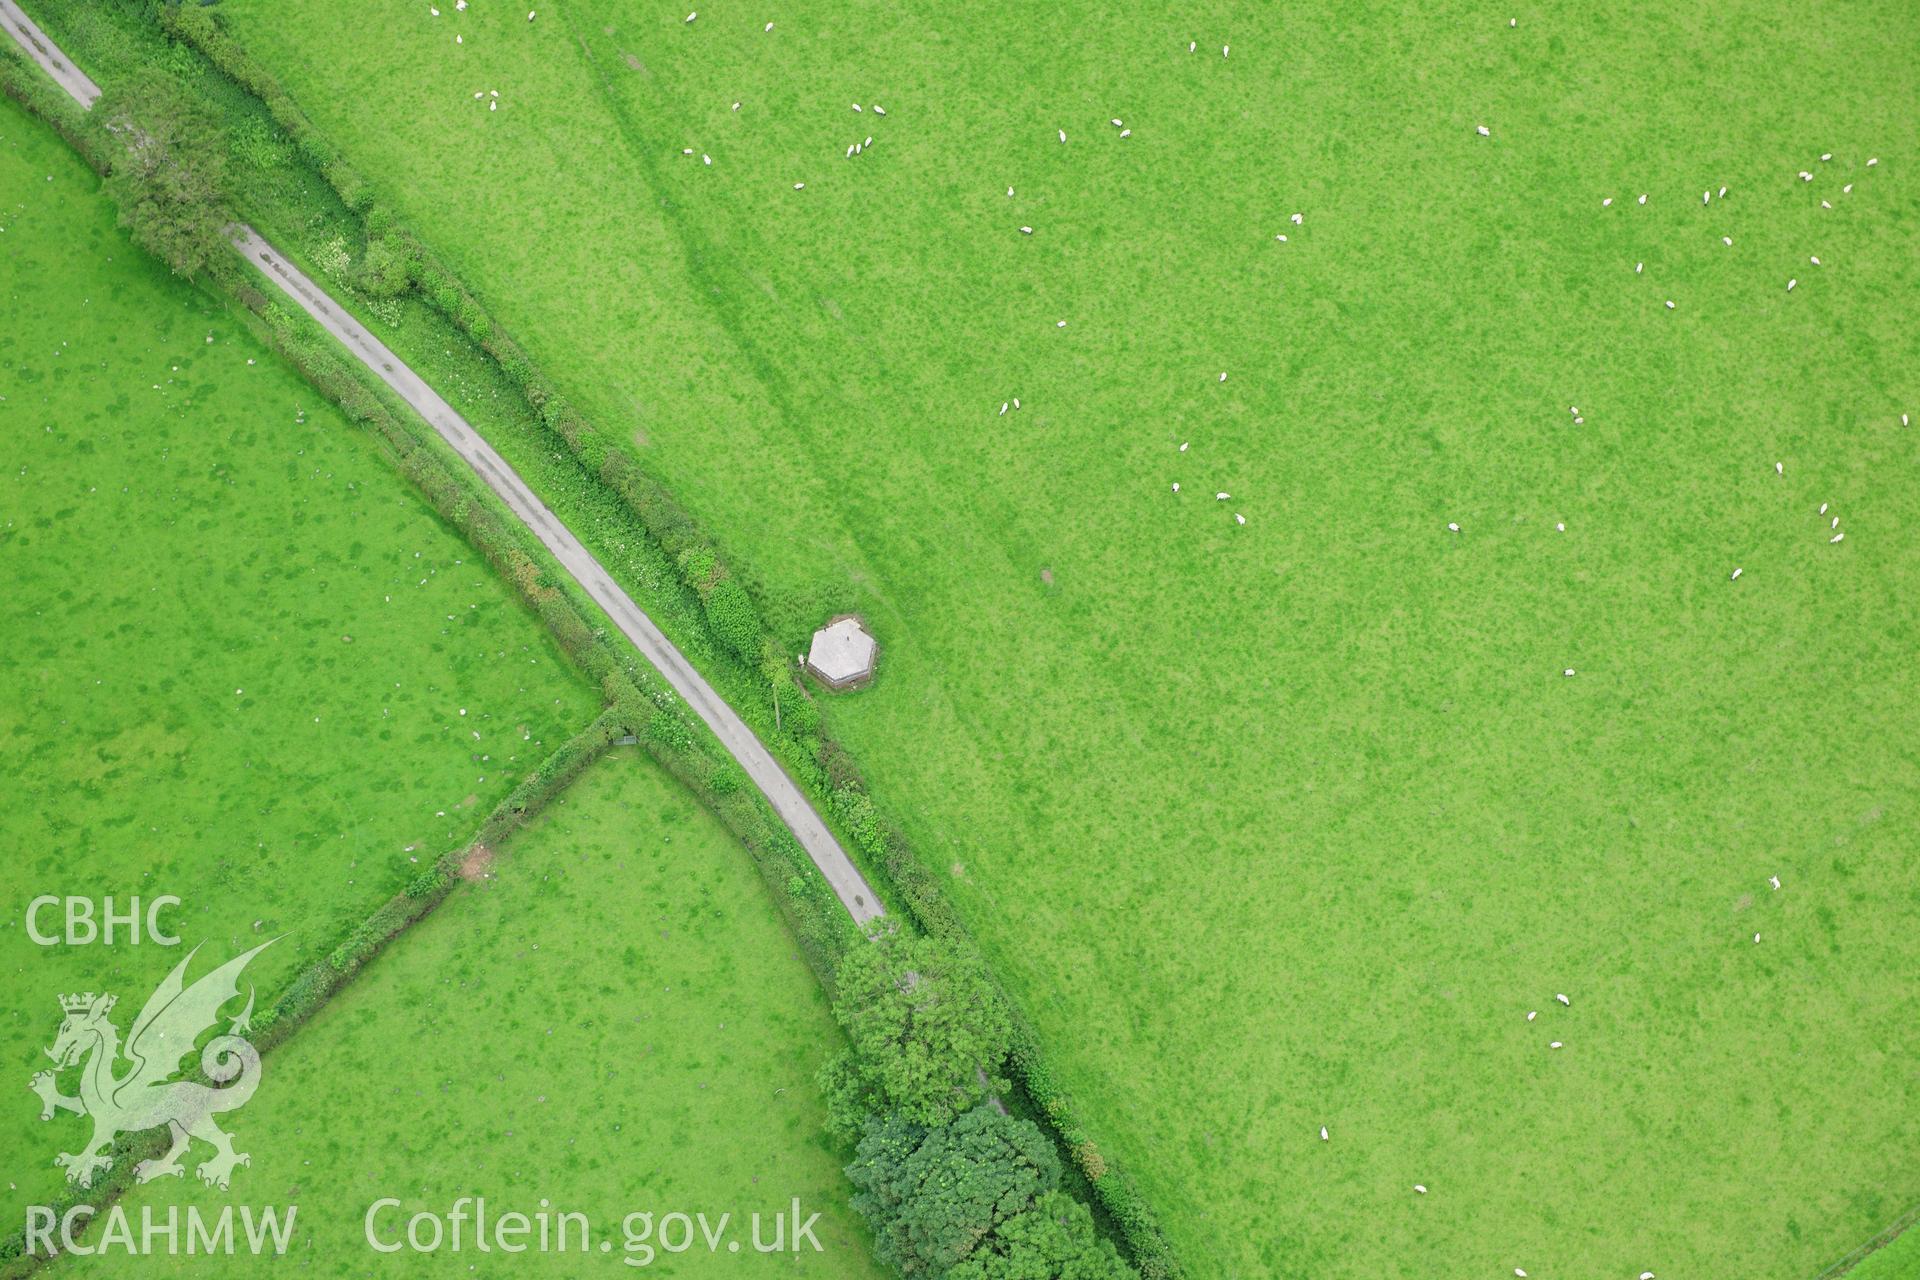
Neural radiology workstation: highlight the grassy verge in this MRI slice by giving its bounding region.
[133,4,1178,1269]
[58,1,1920,1277]
[9,7,863,984]
[0,29,859,1272]
[8,3,1176,1270]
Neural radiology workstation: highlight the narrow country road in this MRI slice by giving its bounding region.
[232,233,885,924]
[4,6,885,925]
[0,0,99,107]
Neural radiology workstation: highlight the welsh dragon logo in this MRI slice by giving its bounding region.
[29,941,272,1191]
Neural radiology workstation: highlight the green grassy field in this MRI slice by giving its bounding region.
[0,94,598,1221]
[55,749,883,1278]
[1851,1227,1920,1280]
[83,1,1920,1276]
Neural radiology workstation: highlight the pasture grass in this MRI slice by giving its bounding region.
[54,749,884,1278]
[0,94,596,1222]
[112,1,1920,1275]
[1850,1226,1920,1280]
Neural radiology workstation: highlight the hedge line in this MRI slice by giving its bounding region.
[0,711,616,1277]
[227,285,863,984]
[23,0,863,1010]
[209,182,862,1003]
[149,6,1181,1272]
[0,37,863,1271]
[0,42,104,166]
[16,6,1181,1271]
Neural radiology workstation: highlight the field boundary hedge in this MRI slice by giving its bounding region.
[154,7,1181,1271]
[0,39,863,1274]
[1,39,102,162]
[1814,1203,1920,1280]
[15,7,1182,1272]
[0,709,623,1277]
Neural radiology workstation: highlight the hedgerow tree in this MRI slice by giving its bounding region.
[701,576,763,661]
[359,233,416,297]
[846,1106,1060,1278]
[97,72,232,280]
[946,1191,1136,1280]
[820,926,1013,1141]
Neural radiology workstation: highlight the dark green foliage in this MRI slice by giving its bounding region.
[822,926,1013,1139]
[847,1106,1060,1278]
[702,575,763,662]
[97,70,232,277]
[226,112,288,169]
[0,48,107,169]
[403,866,452,899]
[782,687,822,737]
[676,545,719,588]
[644,705,693,753]
[945,1191,1135,1280]
[10,10,1177,1269]
[359,232,414,296]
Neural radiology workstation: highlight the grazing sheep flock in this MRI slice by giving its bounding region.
[26,1,1894,1276]
[422,0,1894,571]
[385,6,1905,1278]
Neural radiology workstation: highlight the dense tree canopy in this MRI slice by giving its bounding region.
[847,1106,1061,1277]
[97,72,232,279]
[945,1191,1135,1280]
[821,927,1014,1139]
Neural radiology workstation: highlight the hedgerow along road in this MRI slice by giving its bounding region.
[0,0,886,926]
